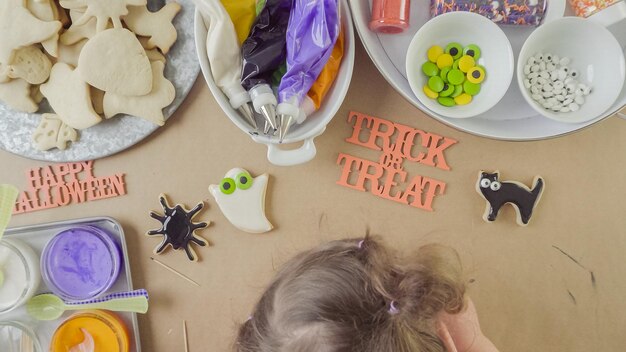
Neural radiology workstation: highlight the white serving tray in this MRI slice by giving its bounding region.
[349,0,626,140]
[0,217,142,352]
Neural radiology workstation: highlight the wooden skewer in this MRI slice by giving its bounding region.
[149,257,200,287]
[183,320,189,352]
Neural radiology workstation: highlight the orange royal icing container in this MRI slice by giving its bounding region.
[50,310,130,352]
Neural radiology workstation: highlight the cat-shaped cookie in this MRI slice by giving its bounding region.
[476,171,544,226]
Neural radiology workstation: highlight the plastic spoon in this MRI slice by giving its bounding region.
[26,289,149,321]
[0,184,19,287]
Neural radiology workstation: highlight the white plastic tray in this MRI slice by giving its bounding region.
[349,0,626,140]
[0,217,141,352]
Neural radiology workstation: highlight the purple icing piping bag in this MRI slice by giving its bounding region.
[194,0,257,129]
[276,0,340,142]
[241,0,293,130]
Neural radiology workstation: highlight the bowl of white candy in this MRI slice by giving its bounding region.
[517,17,625,124]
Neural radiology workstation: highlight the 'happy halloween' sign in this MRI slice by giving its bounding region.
[13,160,126,214]
[336,111,457,211]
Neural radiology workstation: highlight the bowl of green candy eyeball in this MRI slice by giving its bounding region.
[406,12,514,119]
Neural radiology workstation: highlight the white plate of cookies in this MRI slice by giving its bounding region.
[0,0,199,162]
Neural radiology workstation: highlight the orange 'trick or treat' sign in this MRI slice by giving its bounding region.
[13,160,126,214]
[336,111,457,212]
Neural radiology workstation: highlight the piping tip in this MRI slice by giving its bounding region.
[259,104,277,130]
[237,103,257,130]
[278,114,293,143]
[263,120,271,135]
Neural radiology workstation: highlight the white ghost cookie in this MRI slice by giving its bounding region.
[0,78,38,113]
[6,46,52,85]
[32,113,78,151]
[209,168,273,234]
[40,63,102,129]
[78,28,152,96]
[103,60,174,126]
[56,39,87,68]
[25,0,60,57]
[60,0,147,31]
[0,0,62,64]
[123,3,181,54]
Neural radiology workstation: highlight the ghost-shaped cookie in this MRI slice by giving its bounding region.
[209,168,273,234]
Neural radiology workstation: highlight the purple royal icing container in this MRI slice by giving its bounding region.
[41,225,122,301]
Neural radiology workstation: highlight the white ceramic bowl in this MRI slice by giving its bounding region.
[406,12,514,119]
[517,17,626,124]
[195,1,355,166]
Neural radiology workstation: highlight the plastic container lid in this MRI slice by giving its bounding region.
[41,226,121,301]
[0,239,40,313]
[51,310,130,352]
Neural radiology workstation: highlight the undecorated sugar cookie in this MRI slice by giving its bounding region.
[90,86,105,115]
[25,0,60,57]
[145,48,166,64]
[56,39,87,68]
[40,63,102,129]
[123,3,181,54]
[476,171,545,226]
[0,0,62,64]
[60,0,147,31]
[103,60,174,126]
[78,28,153,96]
[0,78,38,113]
[209,168,273,234]
[6,46,53,85]
[32,113,78,151]
[60,11,98,46]
[147,194,209,262]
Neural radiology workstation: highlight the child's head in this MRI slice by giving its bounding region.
[235,237,466,352]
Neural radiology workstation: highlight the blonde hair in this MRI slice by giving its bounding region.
[235,236,466,352]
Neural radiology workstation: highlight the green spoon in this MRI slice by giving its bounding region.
[26,289,149,321]
[0,184,19,287]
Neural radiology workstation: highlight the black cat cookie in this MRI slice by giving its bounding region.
[476,171,545,226]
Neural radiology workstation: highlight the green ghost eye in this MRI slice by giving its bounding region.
[220,178,236,194]
[236,171,253,190]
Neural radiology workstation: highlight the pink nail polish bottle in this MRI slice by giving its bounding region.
[369,0,411,34]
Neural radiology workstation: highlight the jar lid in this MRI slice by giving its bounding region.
[51,310,130,352]
[0,239,38,313]
[0,321,43,352]
[41,226,121,301]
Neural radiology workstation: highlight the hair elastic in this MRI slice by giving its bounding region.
[388,301,399,315]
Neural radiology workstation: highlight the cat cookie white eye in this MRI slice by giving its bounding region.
[480,179,491,188]
[490,181,501,191]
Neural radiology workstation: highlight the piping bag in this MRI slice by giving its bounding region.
[241,0,293,131]
[220,0,257,44]
[266,29,344,135]
[276,0,340,142]
[194,0,257,129]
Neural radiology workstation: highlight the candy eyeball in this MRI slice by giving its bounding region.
[569,69,579,78]
[545,53,553,62]
[480,178,491,188]
[236,171,253,190]
[490,181,501,191]
[220,178,236,195]
[527,57,536,65]
[536,53,544,61]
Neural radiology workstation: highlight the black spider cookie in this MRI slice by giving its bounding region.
[147,194,209,261]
